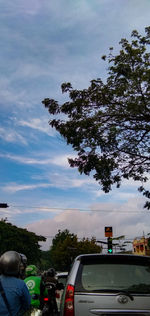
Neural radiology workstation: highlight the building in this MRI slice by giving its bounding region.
[133,237,150,256]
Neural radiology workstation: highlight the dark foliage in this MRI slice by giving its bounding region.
[0,219,46,264]
[49,229,102,271]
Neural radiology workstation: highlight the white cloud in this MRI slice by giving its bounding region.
[0,153,76,168]
[1,151,149,194]
[0,153,48,165]
[0,127,27,144]
[27,196,150,250]
[2,182,52,193]
[14,63,51,79]
[1,0,46,17]
[18,118,55,136]
[46,172,95,189]
[50,154,76,168]
[1,173,95,193]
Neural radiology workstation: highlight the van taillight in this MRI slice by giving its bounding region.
[64,284,74,316]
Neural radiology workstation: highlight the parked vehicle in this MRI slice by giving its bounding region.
[60,253,150,316]
[56,272,68,312]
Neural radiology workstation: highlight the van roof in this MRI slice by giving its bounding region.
[74,253,150,264]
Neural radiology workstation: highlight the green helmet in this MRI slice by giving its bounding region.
[25,264,37,277]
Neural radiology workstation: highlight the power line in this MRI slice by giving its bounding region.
[7,204,150,213]
[42,235,135,242]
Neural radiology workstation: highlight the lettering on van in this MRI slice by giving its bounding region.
[78,300,94,303]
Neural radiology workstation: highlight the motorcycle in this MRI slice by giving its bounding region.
[31,309,42,316]
[30,294,42,316]
[41,282,59,316]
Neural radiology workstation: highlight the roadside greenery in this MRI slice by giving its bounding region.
[49,229,102,271]
[0,221,102,271]
[0,218,46,265]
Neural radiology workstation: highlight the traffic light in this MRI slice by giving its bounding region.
[0,203,9,208]
[105,226,113,237]
[107,237,113,253]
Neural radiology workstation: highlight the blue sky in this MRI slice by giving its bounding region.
[0,0,150,250]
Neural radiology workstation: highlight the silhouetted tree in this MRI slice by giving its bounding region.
[0,219,46,264]
[43,27,150,209]
[50,229,102,271]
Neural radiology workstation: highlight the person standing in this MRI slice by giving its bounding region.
[0,250,31,316]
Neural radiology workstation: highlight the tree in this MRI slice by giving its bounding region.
[42,27,150,208]
[0,219,46,264]
[50,229,102,271]
[40,250,52,270]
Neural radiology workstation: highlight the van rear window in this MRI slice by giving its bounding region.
[75,261,150,294]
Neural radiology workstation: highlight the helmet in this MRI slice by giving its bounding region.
[19,253,27,279]
[25,264,38,277]
[20,253,27,266]
[0,251,21,276]
[47,268,56,277]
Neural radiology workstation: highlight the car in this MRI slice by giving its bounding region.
[60,253,150,316]
[56,272,68,312]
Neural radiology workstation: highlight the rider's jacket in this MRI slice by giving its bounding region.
[0,275,31,315]
[24,275,43,308]
[42,275,58,296]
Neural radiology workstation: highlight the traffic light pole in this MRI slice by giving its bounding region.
[107,237,113,253]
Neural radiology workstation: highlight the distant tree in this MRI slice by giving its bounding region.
[40,250,52,270]
[42,27,150,209]
[77,236,102,255]
[0,219,46,264]
[50,229,102,271]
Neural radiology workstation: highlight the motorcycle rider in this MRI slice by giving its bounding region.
[42,268,58,286]
[24,264,45,314]
[19,253,27,279]
[0,250,31,315]
[42,268,58,315]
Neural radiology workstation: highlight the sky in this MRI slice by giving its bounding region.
[0,0,150,251]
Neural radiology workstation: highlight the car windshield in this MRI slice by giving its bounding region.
[80,263,150,293]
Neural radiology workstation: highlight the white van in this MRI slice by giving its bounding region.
[60,254,150,316]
